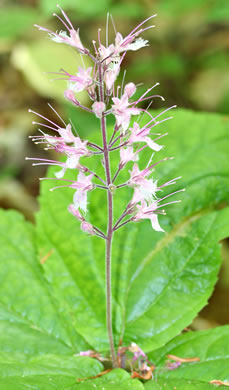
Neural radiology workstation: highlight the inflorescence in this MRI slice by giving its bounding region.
[26,4,184,239]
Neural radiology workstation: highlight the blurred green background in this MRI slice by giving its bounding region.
[0,0,229,331]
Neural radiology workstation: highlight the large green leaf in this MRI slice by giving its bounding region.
[36,109,229,354]
[148,326,229,382]
[0,209,103,386]
[1,109,229,387]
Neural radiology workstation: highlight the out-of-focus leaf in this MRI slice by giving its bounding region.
[190,69,229,110]
[156,0,207,17]
[110,2,144,18]
[11,40,90,103]
[0,7,41,40]
[207,0,229,22]
[39,0,112,17]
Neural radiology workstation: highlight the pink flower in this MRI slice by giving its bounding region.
[98,43,115,63]
[120,146,139,167]
[55,154,80,178]
[114,32,149,55]
[129,342,146,361]
[129,163,158,202]
[92,101,106,118]
[72,172,94,213]
[58,123,77,143]
[68,67,93,92]
[34,5,84,53]
[112,89,140,131]
[128,122,162,152]
[133,201,164,232]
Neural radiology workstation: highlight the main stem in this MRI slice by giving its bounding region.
[98,63,117,368]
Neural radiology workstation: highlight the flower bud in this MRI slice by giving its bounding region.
[64,89,79,106]
[68,204,84,221]
[124,82,136,98]
[81,221,95,235]
[92,101,106,118]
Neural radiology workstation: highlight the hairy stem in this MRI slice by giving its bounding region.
[98,62,117,368]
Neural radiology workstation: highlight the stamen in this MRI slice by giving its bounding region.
[106,12,109,47]
[133,83,159,106]
[28,109,60,128]
[56,4,74,30]
[153,105,177,121]
[125,14,157,39]
[110,14,117,35]
[25,157,61,163]
[157,200,182,209]
[92,40,98,56]
[121,70,126,96]
[159,176,182,188]
[53,13,71,33]
[32,121,59,132]
[48,103,66,126]
[158,189,185,202]
[98,28,102,46]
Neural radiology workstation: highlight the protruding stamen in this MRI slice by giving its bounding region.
[28,109,60,128]
[56,4,74,30]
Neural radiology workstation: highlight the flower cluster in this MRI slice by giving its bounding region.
[28,5,184,238]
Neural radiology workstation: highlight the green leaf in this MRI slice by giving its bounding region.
[36,109,229,354]
[148,326,229,382]
[144,378,224,390]
[0,209,88,355]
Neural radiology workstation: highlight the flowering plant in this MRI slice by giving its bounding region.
[27,4,184,368]
[1,5,229,389]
